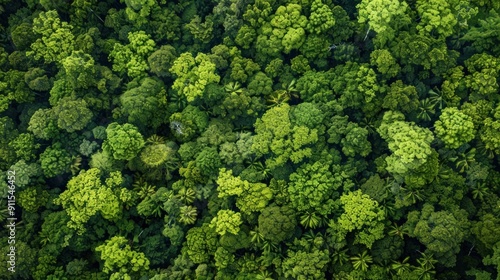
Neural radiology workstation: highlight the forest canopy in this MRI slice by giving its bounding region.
[1,0,500,279]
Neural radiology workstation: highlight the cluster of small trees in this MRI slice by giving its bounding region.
[1,0,500,279]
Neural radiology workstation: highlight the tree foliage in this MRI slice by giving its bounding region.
[103,122,145,161]
[2,1,500,278]
[54,168,125,233]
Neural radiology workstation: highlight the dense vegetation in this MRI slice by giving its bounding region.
[1,0,500,279]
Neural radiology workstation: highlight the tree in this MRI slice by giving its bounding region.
[472,214,500,248]
[370,49,400,79]
[216,168,273,214]
[0,241,37,279]
[214,247,234,270]
[215,80,265,121]
[8,133,40,161]
[334,190,385,248]
[185,223,218,264]
[52,97,93,133]
[382,80,419,113]
[219,132,254,165]
[258,205,297,243]
[170,52,220,102]
[391,31,457,76]
[119,77,167,129]
[140,142,174,168]
[38,211,74,255]
[197,119,237,147]
[89,151,125,173]
[228,51,260,83]
[18,185,49,212]
[479,104,500,155]
[28,108,59,140]
[295,70,334,102]
[255,3,308,57]
[61,51,96,89]
[169,105,209,142]
[214,0,246,35]
[7,160,42,189]
[185,16,214,44]
[464,53,500,98]
[53,168,125,233]
[341,123,372,157]
[103,122,145,161]
[195,147,222,177]
[246,71,273,97]
[357,0,411,46]
[122,0,156,26]
[11,22,36,50]
[405,204,469,267]
[461,9,500,55]
[39,143,72,177]
[288,160,339,217]
[415,0,458,38]
[148,45,177,77]
[252,104,318,169]
[27,10,75,63]
[306,0,335,35]
[483,241,500,280]
[24,67,51,91]
[282,238,330,280]
[434,107,475,149]
[210,209,242,236]
[109,31,156,78]
[290,102,324,129]
[1,70,35,109]
[377,111,434,180]
[332,62,383,113]
[95,235,150,278]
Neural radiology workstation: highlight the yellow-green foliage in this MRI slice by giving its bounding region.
[435,107,475,149]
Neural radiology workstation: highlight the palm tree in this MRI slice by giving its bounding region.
[332,249,349,266]
[169,90,187,110]
[381,200,396,217]
[250,160,272,179]
[300,211,321,229]
[417,252,437,270]
[400,185,424,204]
[175,187,196,204]
[359,116,378,135]
[471,182,488,201]
[417,98,435,121]
[350,251,373,272]
[39,230,51,246]
[388,223,408,239]
[414,264,436,280]
[391,256,411,276]
[250,228,265,246]
[413,251,437,279]
[225,81,244,94]
[266,89,290,108]
[428,89,445,110]
[256,270,273,280]
[133,177,156,199]
[178,205,197,225]
[70,155,82,175]
[476,141,495,159]
[265,79,298,108]
[146,134,165,145]
[0,204,8,221]
[455,148,476,173]
[261,240,279,253]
